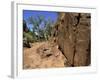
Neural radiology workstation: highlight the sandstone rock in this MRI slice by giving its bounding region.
[53,12,91,66]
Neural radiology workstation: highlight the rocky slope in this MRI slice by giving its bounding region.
[23,41,67,69]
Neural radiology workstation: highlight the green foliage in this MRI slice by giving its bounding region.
[24,15,54,43]
[23,32,34,43]
[44,19,53,40]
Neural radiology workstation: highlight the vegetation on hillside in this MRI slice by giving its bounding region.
[23,15,55,48]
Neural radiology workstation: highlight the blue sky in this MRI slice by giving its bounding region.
[23,10,58,31]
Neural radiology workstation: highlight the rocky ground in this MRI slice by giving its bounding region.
[23,41,67,69]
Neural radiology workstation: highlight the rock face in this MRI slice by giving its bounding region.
[53,12,91,66]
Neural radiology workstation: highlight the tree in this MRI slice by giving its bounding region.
[27,15,54,41]
[44,19,53,40]
[23,20,29,32]
[28,15,45,41]
[23,20,33,48]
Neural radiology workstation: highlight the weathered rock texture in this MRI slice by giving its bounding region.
[52,12,91,66]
